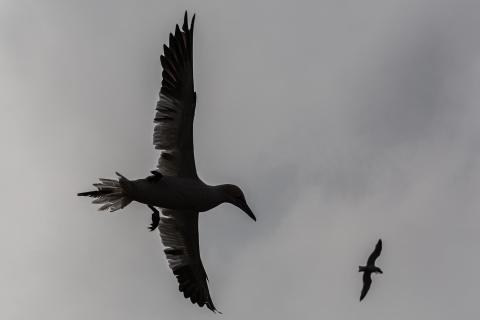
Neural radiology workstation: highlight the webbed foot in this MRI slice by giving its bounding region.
[148,205,160,231]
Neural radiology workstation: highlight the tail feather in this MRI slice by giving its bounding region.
[78,173,132,212]
[77,190,110,197]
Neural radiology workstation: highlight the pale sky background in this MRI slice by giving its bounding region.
[1,0,480,319]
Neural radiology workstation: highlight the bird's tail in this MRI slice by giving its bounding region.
[77,172,132,212]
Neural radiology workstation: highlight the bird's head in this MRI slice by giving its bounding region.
[375,267,383,274]
[221,184,256,221]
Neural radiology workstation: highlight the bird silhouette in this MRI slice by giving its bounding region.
[78,12,256,313]
[358,239,383,301]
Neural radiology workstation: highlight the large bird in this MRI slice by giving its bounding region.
[78,12,256,313]
[358,239,383,301]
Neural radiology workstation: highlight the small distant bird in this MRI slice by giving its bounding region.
[78,12,256,313]
[358,239,383,301]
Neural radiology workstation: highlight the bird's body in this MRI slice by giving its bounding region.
[358,265,382,274]
[124,177,224,212]
[78,12,255,313]
[359,239,383,301]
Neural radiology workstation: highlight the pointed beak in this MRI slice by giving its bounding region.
[238,201,256,221]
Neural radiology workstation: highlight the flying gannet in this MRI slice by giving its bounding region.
[78,12,256,313]
[358,239,383,301]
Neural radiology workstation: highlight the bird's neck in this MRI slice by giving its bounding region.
[211,184,232,204]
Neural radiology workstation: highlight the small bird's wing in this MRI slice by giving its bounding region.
[159,209,219,313]
[360,272,372,301]
[154,12,198,178]
[367,239,382,266]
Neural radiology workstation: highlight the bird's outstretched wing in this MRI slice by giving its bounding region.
[360,272,372,301]
[367,239,382,266]
[154,12,197,178]
[159,209,219,313]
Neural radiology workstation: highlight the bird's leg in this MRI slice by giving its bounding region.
[148,205,160,231]
[146,170,163,182]
[151,170,162,178]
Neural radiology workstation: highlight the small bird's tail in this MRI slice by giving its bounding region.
[78,172,132,212]
[359,266,367,272]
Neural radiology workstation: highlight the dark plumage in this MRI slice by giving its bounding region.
[359,239,383,301]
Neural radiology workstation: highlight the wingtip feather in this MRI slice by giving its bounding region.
[183,11,188,30]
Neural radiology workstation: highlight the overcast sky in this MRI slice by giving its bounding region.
[1,0,480,319]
